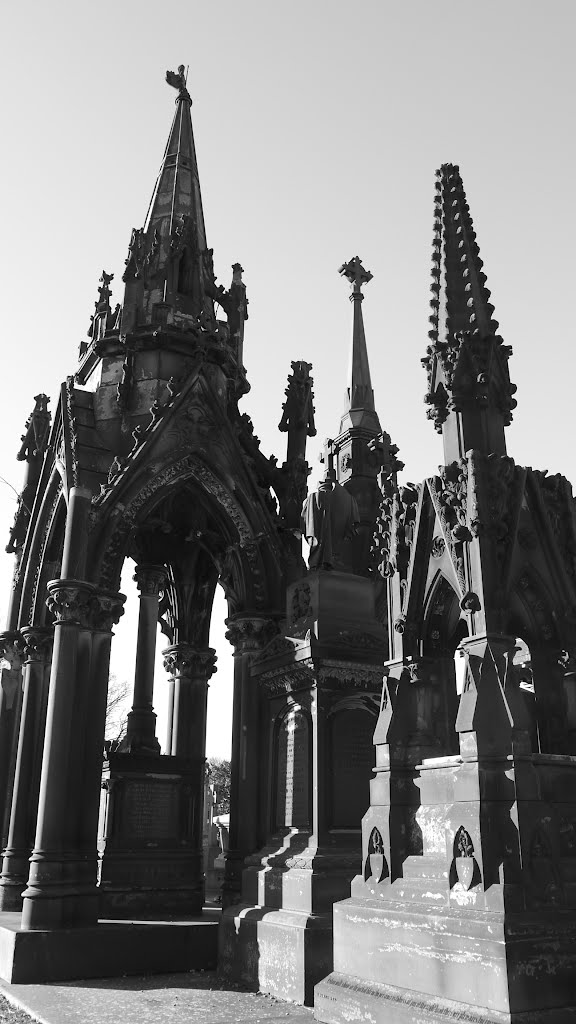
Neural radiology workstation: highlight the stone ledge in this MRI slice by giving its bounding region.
[314,971,576,1024]
[0,912,218,984]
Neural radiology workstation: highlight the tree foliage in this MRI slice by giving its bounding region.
[105,674,130,742]
[207,757,231,814]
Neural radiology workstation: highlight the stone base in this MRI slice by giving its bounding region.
[0,911,218,984]
[313,897,576,1023]
[219,905,333,1006]
[314,972,576,1023]
[99,753,203,919]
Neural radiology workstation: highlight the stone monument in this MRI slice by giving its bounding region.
[315,164,576,1024]
[219,261,391,1005]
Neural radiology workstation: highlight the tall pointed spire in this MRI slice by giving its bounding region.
[144,65,207,256]
[121,65,215,330]
[423,164,517,462]
[338,257,381,436]
[329,258,383,576]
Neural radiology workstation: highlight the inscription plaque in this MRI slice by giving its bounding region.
[276,708,309,828]
[124,779,179,840]
[331,710,374,828]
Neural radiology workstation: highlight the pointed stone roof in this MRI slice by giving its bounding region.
[121,66,215,327]
[143,67,207,253]
[338,257,381,436]
[423,164,516,456]
[429,163,499,345]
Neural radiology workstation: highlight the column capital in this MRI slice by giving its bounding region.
[162,644,217,682]
[89,590,126,633]
[225,616,278,655]
[0,631,25,669]
[133,563,168,597]
[20,626,54,664]
[45,579,95,627]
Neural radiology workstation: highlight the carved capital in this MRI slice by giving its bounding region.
[225,616,278,654]
[0,631,25,669]
[133,563,168,597]
[46,579,95,627]
[90,590,126,633]
[20,626,53,664]
[162,644,217,681]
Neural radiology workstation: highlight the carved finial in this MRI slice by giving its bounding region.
[319,438,337,483]
[339,257,373,299]
[165,64,191,103]
[17,394,51,462]
[98,271,113,306]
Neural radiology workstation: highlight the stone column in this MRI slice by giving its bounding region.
[124,564,167,755]
[0,633,25,847]
[0,626,53,910]
[163,643,217,900]
[81,592,127,851]
[20,581,125,930]
[222,616,276,906]
[162,644,217,759]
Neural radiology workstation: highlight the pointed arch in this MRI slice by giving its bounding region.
[422,570,463,657]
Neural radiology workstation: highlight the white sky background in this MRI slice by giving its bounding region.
[0,1,575,757]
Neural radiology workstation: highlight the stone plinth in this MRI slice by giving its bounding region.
[98,753,203,918]
[0,911,217,984]
[314,735,576,1021]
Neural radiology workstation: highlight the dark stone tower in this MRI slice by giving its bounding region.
[219,260,393,1005]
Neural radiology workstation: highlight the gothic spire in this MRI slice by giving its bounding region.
[121,65,215,330]
[144,65,207,253]
[423,164,517,461]
[338,257,381,436]
[429,164,499,343]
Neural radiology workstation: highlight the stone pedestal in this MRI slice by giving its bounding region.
[98,753,203,918]
[220,572,386,1005]
[314,636,576,1022]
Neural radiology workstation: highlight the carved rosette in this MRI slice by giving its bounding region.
[133,563,168,597]
[225,616,278,655]
[20,626,53,664]
[46,580,95,627]
[90,591,126,633]
[0,631,25,669]
[162,644,217,682]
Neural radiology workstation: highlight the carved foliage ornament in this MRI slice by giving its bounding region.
[162,644,217,681]
[46,580,125,631]
[0,632,26,669]
[20,627,53,663]
[369,432,405,578]
[225,616,278,654]
[133,564,168,597]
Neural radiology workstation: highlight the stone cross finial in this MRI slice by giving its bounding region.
[339,256,373,298]
[165,65,190,102]
[320,437,337,482]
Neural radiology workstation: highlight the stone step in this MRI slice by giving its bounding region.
[401,855,449,881]
[386,876,449,907]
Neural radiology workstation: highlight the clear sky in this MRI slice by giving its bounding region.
[1,1,575,756]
